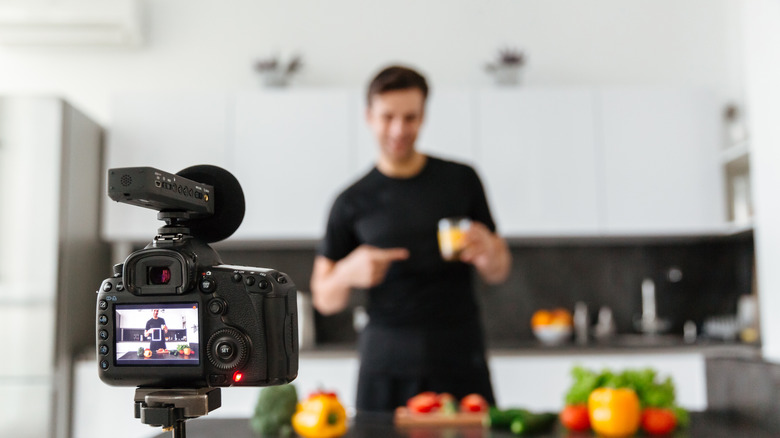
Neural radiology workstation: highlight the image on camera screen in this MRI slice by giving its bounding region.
[114,303,200,366]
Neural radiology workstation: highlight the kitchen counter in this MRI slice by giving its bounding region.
[302,337,760,359]
[151,411,778,438]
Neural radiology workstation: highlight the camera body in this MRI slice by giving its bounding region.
[97,166,298,388]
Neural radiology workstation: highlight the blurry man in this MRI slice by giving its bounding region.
[311,65,511,412]
[144,309,168,351]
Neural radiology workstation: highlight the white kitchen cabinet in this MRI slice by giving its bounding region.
[598,89,724,233]
[478,89,601,235]
[231,90,358,240]
[355,89,478,171]
[102,93,230,241]
[102,88,726,241]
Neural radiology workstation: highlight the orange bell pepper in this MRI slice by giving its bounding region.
[588,387,641,437]
[292,392,348,438]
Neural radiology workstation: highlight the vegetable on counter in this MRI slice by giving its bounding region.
[459,393,489,413]
[250,383,298,436]
[559,404,590,432]
[405,392,488,415]
[406,392,442,414]
[510,412,558,435]
[641,407,678,435]
[485,406,558,435]
[563,366,689,436]
[292,390,348,438]
[588,387,641,437]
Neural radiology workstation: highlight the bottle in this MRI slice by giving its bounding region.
[573,302,589,345]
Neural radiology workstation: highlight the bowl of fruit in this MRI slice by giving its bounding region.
[531,308,573,346]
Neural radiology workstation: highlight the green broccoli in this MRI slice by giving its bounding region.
[250,384,299,436]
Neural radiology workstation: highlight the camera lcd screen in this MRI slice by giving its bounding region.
[114,303,200,366]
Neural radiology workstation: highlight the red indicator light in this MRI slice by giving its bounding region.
[233,371,243,383]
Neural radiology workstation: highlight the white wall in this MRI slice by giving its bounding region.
[743,0,780,362]
[0,0,745,124]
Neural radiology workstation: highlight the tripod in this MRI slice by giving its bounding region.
[134,387,221,438]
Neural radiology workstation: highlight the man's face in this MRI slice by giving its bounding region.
[153,309,159,319]
[366,88,425,164]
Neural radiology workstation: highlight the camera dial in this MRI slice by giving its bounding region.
[206,328,249,370]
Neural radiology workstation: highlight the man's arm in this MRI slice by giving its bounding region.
[460,222,512,284]
[310,245,409,315]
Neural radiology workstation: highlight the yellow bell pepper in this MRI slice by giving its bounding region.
[588,387,641,437]
[292,392,348,438]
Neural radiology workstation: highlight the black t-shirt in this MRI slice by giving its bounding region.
[146,317,167,349]
[318,156,496,329]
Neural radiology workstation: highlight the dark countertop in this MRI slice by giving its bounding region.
[152,411,778,438]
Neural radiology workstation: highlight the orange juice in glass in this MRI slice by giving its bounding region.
[437,217,471,261]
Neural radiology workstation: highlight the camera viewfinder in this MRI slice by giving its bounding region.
[149,266,172,285]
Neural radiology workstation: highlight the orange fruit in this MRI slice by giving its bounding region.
[531,310,553,327]
[551,308,573,326]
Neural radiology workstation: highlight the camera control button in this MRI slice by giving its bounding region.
[231,273,242,283]
[98,315,108,325]
[102,282,112,292]
[99,330,109,340]
[276,275,288,284]
[99,345,109,356]
[258,280,270,290]
[216,342,234,360]
[98,300,108,310]
[200,277,217,293]
[100,360,109,370]
[116,282,125,292]
[244,277,255,287]
[207,328,248,370]
[208,299,226,315]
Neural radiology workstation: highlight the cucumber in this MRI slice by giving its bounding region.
[509,412,558,435]
[484,407,532,429]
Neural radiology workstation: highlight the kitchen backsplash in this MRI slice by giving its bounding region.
[216,231,755,348]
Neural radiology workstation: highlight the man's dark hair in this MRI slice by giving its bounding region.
[367,65,429,106]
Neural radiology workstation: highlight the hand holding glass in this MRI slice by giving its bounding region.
[437,217,471,261]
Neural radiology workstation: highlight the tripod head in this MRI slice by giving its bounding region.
[134,387,221,438]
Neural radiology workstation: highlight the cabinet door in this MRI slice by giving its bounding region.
[478,89,601,235]
[103,93,230,241]
[231,90,356,239]
[599,89,724,233]
[355,90,477,171]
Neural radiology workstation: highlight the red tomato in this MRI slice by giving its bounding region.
[459,393,489,413]
[641,407,677,435]
[560,404,590,432]
[407,392,441,413]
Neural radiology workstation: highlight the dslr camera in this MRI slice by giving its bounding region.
[96,165,298,388]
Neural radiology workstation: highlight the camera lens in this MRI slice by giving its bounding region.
[148,266,172,285]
